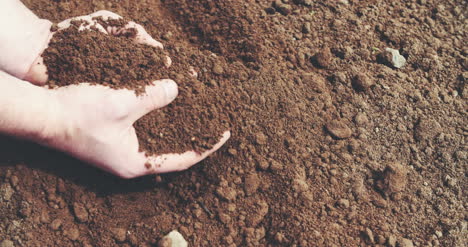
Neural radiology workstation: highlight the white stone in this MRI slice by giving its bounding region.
[385,48,406,68]
[160,230,188,247]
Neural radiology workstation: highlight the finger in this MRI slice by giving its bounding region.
[145,131,231,174]
[129,79,178,122]
[24,56,48,85]
[118,22,164,49]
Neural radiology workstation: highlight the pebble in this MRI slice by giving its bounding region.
[73,202,89,223]
[158,230,188,247]
[379,48,407,69]
[0,240,14,247]
[326,120,352,139]
[352,72,373,91]
[387,235,397,247]
[246,200,269,227]
[0,183,14,201]
[398,238,414,247]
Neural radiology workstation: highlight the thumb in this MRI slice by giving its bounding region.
[129,79,178,122]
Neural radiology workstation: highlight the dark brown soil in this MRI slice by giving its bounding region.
[1,0,467,247]
[43,22,231,155]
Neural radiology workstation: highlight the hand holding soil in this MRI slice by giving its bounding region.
[0,5,230,178]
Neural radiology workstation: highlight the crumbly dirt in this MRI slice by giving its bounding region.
[43,22,231,156]
[1,0,467,247]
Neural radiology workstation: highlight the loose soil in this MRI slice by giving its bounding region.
[1,0,466,247]
[42,22,230,155]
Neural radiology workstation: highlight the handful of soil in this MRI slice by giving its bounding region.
[43,21,231,156]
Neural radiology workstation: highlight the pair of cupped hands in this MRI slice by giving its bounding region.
[6,10,230,179]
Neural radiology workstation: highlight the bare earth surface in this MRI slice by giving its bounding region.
[0,0,466,246]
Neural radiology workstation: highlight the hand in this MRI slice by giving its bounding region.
[44,80,230,179]
[0,9,231,178]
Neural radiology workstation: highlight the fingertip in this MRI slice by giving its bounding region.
[155,79,178,103]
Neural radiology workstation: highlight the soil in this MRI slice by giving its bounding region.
[42,21,231,155]
[1,0,467,247]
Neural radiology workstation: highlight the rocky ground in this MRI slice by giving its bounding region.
[0,0,466,246]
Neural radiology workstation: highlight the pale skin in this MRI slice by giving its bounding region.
[0,0,230,179]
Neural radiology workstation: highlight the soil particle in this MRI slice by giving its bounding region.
[246,200,269,227]
[111,227,127,242]
[0,240,14,247]
[215,187,237,201]
[18,201,31,218]
[352,72,373,92]
[244,173,260,196]
[0,183,14,201]
[326,120,352,139]
[72,202,88,223]
[64,226,80,241]
[377,163,407,196]
[43,21,229,156]
[273,1,292,15]
[398,238,414,247]
[388,235,397,247]
[50,219,62,231]
[313,47,333,68]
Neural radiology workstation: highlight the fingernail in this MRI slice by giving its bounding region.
[161,80,178,101]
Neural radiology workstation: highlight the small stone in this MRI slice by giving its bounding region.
[73,202,89,223]
[274,232,286,243]
[158,230,188,247]
[326,120,352,139]
[50,219,63,230]
[398,238,414,247]
[244,173,260,195]
[0,184,14,201]
[352,72,373,91]
[378,48,406,69]
[111,228,127,242]
[0,240,14,247]
[212,64,224,75]
[313,47,333,68]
